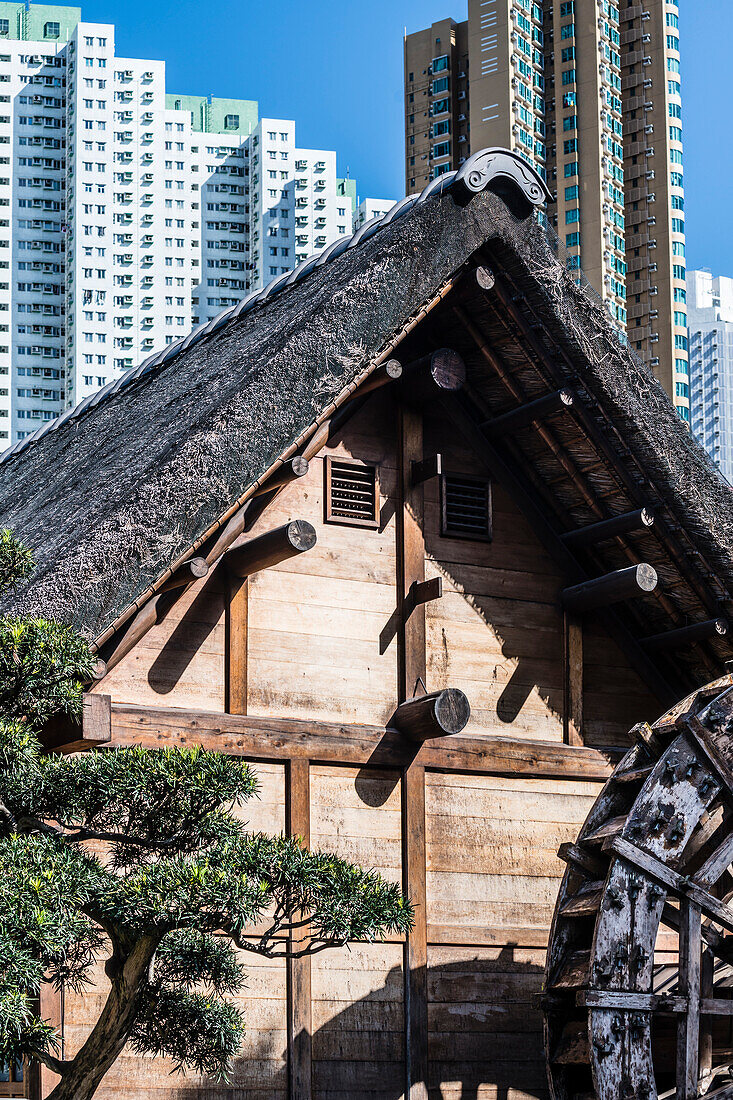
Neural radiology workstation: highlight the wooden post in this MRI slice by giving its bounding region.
[677,899,701,1099]
[397,401,429,1100]
[286,758,311,1100]
[225,520,316,578]
[28,985,63,1099]
[563,613,583,746]
[226,576,248,715]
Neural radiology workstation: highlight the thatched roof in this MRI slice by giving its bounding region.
[0,147,730,700]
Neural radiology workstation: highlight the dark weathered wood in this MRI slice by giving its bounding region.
[641,617,729,653]
[694,831,733,888]
[611,837,733,934]
[561,564,658,613]
[482,389,574,436]
[560,507,655,549]
[157,556,209,593]
[225,520,317,578]
[226,575,248,716]
[677,899,702,1100]
[42,693,112,754]
[286,758,311,1100]
[407,576,443,610]
[557,842,609,878]
[109,703,618,778]
[403,348,466,404]
[564,613,583,746]
[391,690,471,741]
[579,990,686,1012]
[403,762,427,1100]
[252,456,310,496]
[410,453,442,486]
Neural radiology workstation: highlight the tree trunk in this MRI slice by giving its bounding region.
[46,935,158,1100]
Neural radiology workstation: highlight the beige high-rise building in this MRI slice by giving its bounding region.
[404,0,689,420]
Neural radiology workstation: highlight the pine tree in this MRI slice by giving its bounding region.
[0,531,413,1100]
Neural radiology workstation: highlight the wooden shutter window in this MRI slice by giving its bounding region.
[325,457,380,529]
[441,474,492,541]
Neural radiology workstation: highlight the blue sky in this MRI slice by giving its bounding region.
[78,0,730,275]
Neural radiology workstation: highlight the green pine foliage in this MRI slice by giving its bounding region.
[0,531,414,1100]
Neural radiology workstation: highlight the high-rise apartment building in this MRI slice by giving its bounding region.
[687,270,733,485]
[0,2,367,450]
[404,0,689,420]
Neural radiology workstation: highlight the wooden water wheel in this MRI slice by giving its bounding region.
[545,676,733,1100]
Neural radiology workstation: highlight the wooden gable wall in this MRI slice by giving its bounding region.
[75,383,668,1100]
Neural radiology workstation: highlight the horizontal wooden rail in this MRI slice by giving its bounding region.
[105,703,619,778]
[561,564,658,613]
[482,389,574,435]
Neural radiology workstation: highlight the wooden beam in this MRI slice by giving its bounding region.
[225,520,316,579]
[411,453,442,486]
[403,348,466,405]
[252,456,310,497]
[641,618,729,653]
[403,763,428,1100]
[157,556,209,593]
[109,703,619,778]
[352,358,403,398]
[560,507,656,549]
[677,899,702,1100]
[481,389,575,435]
[226,576,248,715]
[561,564,658,613]
[396,399,429,1100]
[475,264,495,290]
[564,613,583,746]
[41,693,112,754]
[391,689,471,741]
[407,576,442,611]
[286,758,311,1100]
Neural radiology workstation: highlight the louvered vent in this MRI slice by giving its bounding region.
[325,458,380,528]
[441,475,492,541]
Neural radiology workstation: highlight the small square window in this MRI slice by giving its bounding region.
[224,113,239,130]
[0,19,8,35]
[44,21,60,38]
[440,475,492,541]
[325,457,379,529]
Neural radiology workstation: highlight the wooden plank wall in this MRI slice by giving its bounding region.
[246,391,399,726]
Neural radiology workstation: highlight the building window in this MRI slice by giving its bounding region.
[0,19,8,35]
[324,457,380,529]
[224,114,239,130]
[44,21,60,38]
[441,475,492,541]
[432,55,449,72]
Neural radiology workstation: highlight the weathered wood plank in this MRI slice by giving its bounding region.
[109,705,617,778]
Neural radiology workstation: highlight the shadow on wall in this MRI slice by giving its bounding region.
[225,946,549,1100]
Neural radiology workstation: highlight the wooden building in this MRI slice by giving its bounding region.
[1,148,732,1100]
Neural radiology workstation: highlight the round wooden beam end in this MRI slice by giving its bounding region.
[188,556,209,580]
[636,563,658,594]
[434,688,471,735]
[475,265,495,290]
[430,348,466,393]
[641,507,655,529]
[715,618,729,637]
[559,389,574,409]
[290,455,310,478]
[91,657,107,681]
[384,358,403,380]
[287,519,317,553]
